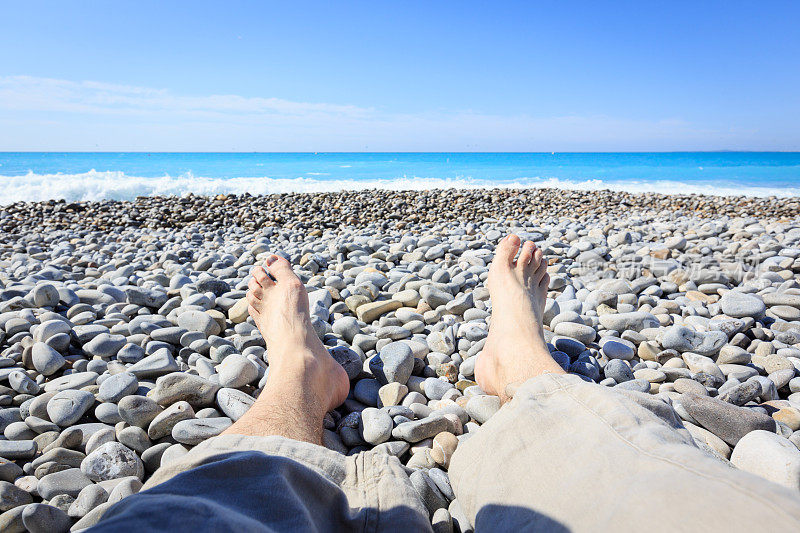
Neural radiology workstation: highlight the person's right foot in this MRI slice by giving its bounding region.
[246,255,349,414]
[475,235,566,402]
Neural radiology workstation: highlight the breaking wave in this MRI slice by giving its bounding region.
[0,170,797,204]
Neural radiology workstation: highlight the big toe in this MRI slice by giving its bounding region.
[266,255,297,282]
[493,234,521,269]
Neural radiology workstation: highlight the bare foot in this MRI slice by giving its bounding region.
[476,235,565,402]
[223,254,349,444]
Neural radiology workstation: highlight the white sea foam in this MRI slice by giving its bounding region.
[0,170,797,205]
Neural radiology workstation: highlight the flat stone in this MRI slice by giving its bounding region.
[97,372,138,403]
[42,371,100,393]
[633,368,666,383]
[598,311,660,332]
[215,388,254,421]
[0,480,32,511]
[393,416,451,443]
[37,468,92,499]
[171,417,232,445]
[356,300,401,323]
[680,393,776,446]
[420,285,454,308]
[0,440,37,460]
[47,390,95,426]
[553,322,597,344]
[600,338,635,361]
[720,291,766,318]
[673,378,707,396]
[83,332,126,358]
[423,378,455,400]
[21,503,72,533]
[177,310,221,336]
[127,349,179,378]
[661,325,726,356]
[148,372,220,408]
[126,287,168,308]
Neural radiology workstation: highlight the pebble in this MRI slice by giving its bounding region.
[370,342,415,385]
[465,395,501,424]
[148,372,220,408]
[720,291,766,319]
[393,416,451,443]
[117,396,162,428]
[172,417,232,445]
[68,484,108,518]
[37,468,92,499]
[46,390,95,427]
[410,470,449,517]
[215,389,254,421]
[359,408,393,445]
[604,359,634,383]
[21,503,72,533]
[31,343,65,376]
[430,432,459,469]
[81,442,145,482]
[217,354,258,388]
[731,430,800,492]
[97,372,138,403]
[0,480,33,511]
[680,393,776,446]
[177,310,221,336]
[600,338,635,361]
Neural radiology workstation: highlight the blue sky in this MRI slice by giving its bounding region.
[1,1,798,151]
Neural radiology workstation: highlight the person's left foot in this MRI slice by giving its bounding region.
[246,255,349,414]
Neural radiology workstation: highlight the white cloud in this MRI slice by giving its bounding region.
[0,75,773,151]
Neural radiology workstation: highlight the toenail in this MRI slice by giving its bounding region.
[266,255,278,265]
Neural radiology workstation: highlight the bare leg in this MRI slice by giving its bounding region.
[222,255,349,445]
[476,234,565,402]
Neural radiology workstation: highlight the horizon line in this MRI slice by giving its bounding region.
[2,150,800,155]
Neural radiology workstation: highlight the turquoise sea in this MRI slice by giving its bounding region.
[0,152,798,204]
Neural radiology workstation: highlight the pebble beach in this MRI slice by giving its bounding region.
[2,187,800,532]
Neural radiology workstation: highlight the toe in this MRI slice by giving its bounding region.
[251,266,274,287]
[494,234,521,268]
[265,255,297,283]
[533,250,548,283]
[516,241,535,272]
[247,304,260,319]
[539,272,550,290]
[247,278,263,300]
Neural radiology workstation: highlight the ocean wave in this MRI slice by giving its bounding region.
[0,170,797,205]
